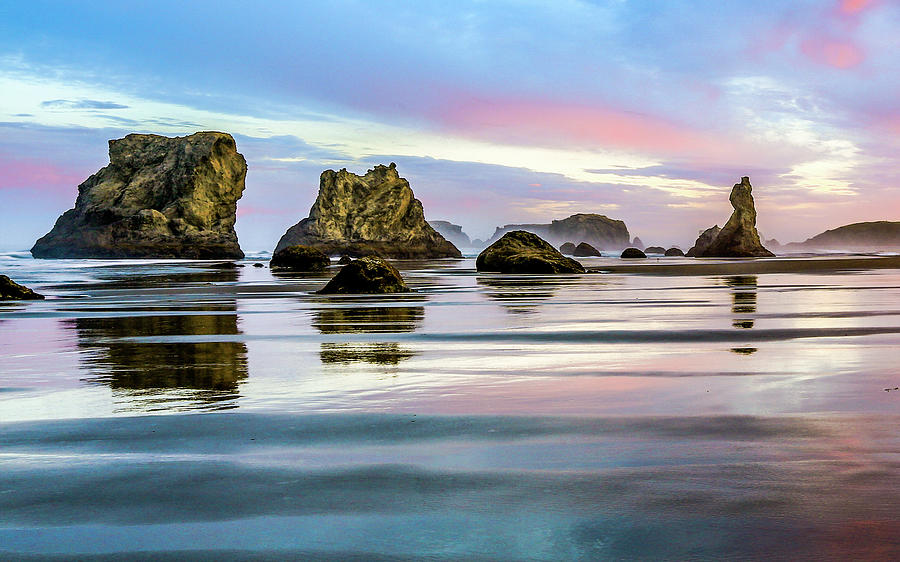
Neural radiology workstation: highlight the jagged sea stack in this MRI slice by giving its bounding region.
[699,177,774,257]
[32,132,246,259]
[275,163,461,259]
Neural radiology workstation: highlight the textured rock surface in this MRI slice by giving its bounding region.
[270,245,331,271]
[665,247,685,257]
[559,242,577,255]
[644,246,666,254]
[318,256,411,294]
[573,242,601,257]
[428,220,472,248]
[32,132,246,258]
[787,221,900,251]
[621,248,647,258]
[487,214,629,250]
[686,225,721,257]
[276,164,461,259]
[699,177,774,257]
[0,275,44,300]
[477,231,584,274]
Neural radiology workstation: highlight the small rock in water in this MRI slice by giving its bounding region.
[0,275,44,300]
[573,242,602,257]
[318,255,411,294]
[253,262,264,268]
[270,245,331,271]
[620,248,647,259]
[664,247,685,257]
[476,231,584,274]
[338,255,353,265]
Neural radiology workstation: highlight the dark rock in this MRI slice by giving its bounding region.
[487,214,629,250]
[699,177,774,257]
[786,221,900,252]
[686,225,721,257]
[476,231,584,274]
[621,248,647,258]
[428,220,472,248]
[276,163,461,259]
[559,242,577,254]
[664,247,685,257]
[32,132,246,259]
[270,245,331,271]
[573,242,602,257]
[338,255,353,265]
[252,262,265,268]
[210,262,242,269]
[644,246,666,254]
[0,275,44,300]
[318,256,411,294]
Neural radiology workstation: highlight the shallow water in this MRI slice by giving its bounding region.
[1,252,899,559]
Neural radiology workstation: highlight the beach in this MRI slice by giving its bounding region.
[2,252,899,559]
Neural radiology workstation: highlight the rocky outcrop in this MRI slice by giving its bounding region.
[487,214,629,250]
[428,220,472,248]
[276,163,461,259]
[318,256,411,294]
[573,242,601,257]
[686,225,721,257]
[664,247,685,257]
[632,237,644,248]
[559,242,577,254]
[477,231,584,274]
[270,245,331,271]
[644,246,665,254]
[621,248,647,258]
[698,177,774,257]
[0,275,44,300]
[32,132,246,258]
[786,221,900,251]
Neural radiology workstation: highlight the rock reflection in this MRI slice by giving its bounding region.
[67,304,247,410]
[477,276,568,314]
[312,302,424,365]
[725,275,757,329]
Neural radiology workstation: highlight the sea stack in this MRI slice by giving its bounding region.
[31,132,246,258]
[276,163,461,259]
[686,225,721,257]
[476,231,584,274]
[699,177,774,257]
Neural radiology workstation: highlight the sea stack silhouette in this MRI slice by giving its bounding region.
[31,132,246,258]
[275,163,461,259]
[697,177,774,257]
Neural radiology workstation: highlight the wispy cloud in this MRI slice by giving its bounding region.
[40,99,129,110]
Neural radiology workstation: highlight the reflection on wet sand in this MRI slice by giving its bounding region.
[477,276,570,314]
[725,275,757,329]
[312,304,424,365]
[66,304,247,410]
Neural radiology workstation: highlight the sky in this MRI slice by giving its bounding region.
[1,0,898,251]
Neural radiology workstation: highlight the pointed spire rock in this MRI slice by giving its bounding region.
[698,177,775,257]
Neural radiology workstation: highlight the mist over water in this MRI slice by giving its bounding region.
[2,253,899,559]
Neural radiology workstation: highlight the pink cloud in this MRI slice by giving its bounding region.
[0,156,86,192]
[837,0,877,17]
[800,37,864,68]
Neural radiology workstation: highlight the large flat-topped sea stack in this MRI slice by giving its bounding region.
[787,221,900,252]
[275,163,461,259]
[487,213,630,250]
[32,132,246,258]
[698,177,774,258]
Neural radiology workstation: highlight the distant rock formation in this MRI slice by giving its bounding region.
[0,275,44,300]
[621,248,647,258]
[786,221,900,251]
[487,214,629,250]
[686,225,721,257]
[559,242,577,255]
[428,220,472,248]
[573,242,601,257]
[664,247,685,257]
[318,256,411,294]
[32,132,246,258]
[698,177,774,257]
[632,237,644,248]
[270,245,331,271]
[477,231,584,274]
[644,246,665,254]
[276,163,461,259]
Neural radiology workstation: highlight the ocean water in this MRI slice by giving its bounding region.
[1,252,899,559]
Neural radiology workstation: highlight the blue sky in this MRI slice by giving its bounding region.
[1,0,898,250]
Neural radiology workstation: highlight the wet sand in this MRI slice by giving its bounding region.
[2,254,900,559]
[590,254,900,275]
